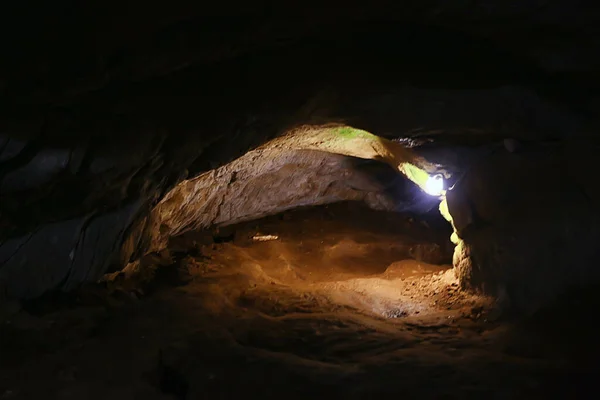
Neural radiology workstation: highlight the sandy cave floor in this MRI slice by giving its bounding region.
[0,202,599,399]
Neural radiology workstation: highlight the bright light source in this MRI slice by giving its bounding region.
[424,174,444,196]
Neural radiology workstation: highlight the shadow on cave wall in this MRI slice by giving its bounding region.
[0,15,598,304]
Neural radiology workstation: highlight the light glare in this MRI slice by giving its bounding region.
[424,174,444,196]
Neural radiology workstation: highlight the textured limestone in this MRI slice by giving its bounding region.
[447,143,600,314]
[0,9,597,300]
[0,139,438,298]
[150,148,435,254]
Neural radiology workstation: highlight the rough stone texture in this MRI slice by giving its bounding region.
[447,142,600,314]
[0,135,439,299]
[0,202,142,299]
[0,82,592,299]
[1,76,586,299]
[149,149,437,257]
[0,4,599,299]
[0,84,583,236]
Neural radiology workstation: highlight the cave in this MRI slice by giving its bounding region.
[1,2,600,398]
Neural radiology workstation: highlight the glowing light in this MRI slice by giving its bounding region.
[424,174,444,196]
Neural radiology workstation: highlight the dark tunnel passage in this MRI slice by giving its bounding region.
[2,2,600,398]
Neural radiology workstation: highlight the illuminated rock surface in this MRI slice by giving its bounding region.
[1,6,600,396]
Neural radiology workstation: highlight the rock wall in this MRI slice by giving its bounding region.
[0,133,436,299]
[1,75,586,300]
[0,12,596,300]
[141,148,436,262]
[0,202,142,299]
[447,141,600,314]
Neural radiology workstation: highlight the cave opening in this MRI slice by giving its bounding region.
[2,6,600,398]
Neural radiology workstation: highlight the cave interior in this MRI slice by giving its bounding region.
[1,2,600,399]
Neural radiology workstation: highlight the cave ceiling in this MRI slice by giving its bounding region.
[0,0,599,239]
[1,0,598,109]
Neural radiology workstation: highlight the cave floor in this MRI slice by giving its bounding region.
[0,203,597,399]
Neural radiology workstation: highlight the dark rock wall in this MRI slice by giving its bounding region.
[0,4,598,299]
[0,202,142,299]
[447,141,600,314]
[1,80,586,298]
[1,2,598,105]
